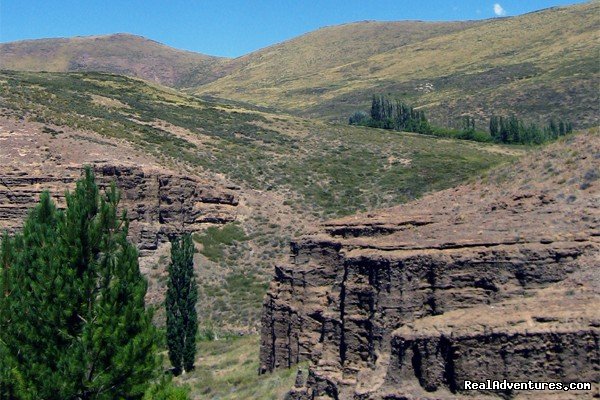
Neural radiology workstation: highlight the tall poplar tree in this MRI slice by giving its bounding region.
[0,167,158,400]
[166,234,198,375]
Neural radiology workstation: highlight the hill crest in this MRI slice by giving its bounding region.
[0,33,230,87]
[1,2,597,127]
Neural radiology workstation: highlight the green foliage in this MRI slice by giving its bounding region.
[429,125,492,142]
[143,377,190,400]
[351,95,498,143]
[350,95,575,146]
[489,115,573,144]
[350,95,432,134]
[348,111,368,125]
[166,234,198,375]
[193,223,248,262]
[0,167,158,399]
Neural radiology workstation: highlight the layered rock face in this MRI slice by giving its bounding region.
[260,132,599,399]
[0,165,237,250]
[0,164,238,305]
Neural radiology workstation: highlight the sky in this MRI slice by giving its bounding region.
[0,0,587,58]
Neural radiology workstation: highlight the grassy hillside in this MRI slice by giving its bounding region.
[172,335,303,399]
[199,19,478,96]
[0,70,516,332]
[2,3,596,129]
[0,71,521,398]
[196,2,598,127]
[0,33,229,87]
[0,70,513,218]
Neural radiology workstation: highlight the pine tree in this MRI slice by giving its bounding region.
[166,234,197,375]
[0,167,158,399]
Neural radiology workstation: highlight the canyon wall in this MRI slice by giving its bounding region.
[0,164,237,251]
[260,132,599,399]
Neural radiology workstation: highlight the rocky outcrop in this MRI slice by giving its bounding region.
[95,164,237,252]
[0,164,237,252]
[260,132,599,399]
[0,163,239,306]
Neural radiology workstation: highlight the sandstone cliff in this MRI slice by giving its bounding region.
[260,131,599,399]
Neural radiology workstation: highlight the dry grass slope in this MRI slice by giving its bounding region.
[196,2,599,127]
[2,3,596,128]
[173,335,303,399]
[201,19,478,94]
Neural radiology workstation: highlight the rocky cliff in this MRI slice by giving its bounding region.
[260,131,599,399]
[0,164,237,250]
[0,116,238,303]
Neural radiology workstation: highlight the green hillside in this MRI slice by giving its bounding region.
[0,70,513,218]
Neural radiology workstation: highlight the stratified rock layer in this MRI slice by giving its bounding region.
[260,132,599,399]
[0,165,237,248]
[0,117,238,250]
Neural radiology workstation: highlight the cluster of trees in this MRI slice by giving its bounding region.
[489,115,573,144]
[349,95,432,134]
[0,167,197,399]
[349,95,575,146]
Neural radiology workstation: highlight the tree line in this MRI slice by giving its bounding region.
[489,115,573,144]
[350,94,574,145]
[349,95,432,134]
[0,167,195,399]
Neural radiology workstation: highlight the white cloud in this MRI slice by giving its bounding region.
[494,3,506,16]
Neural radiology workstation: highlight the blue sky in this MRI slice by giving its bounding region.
[0,0,587,57]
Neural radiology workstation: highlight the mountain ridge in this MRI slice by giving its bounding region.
[0,33,230,87]
[1,2,597,130]
[196,1,598,127]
